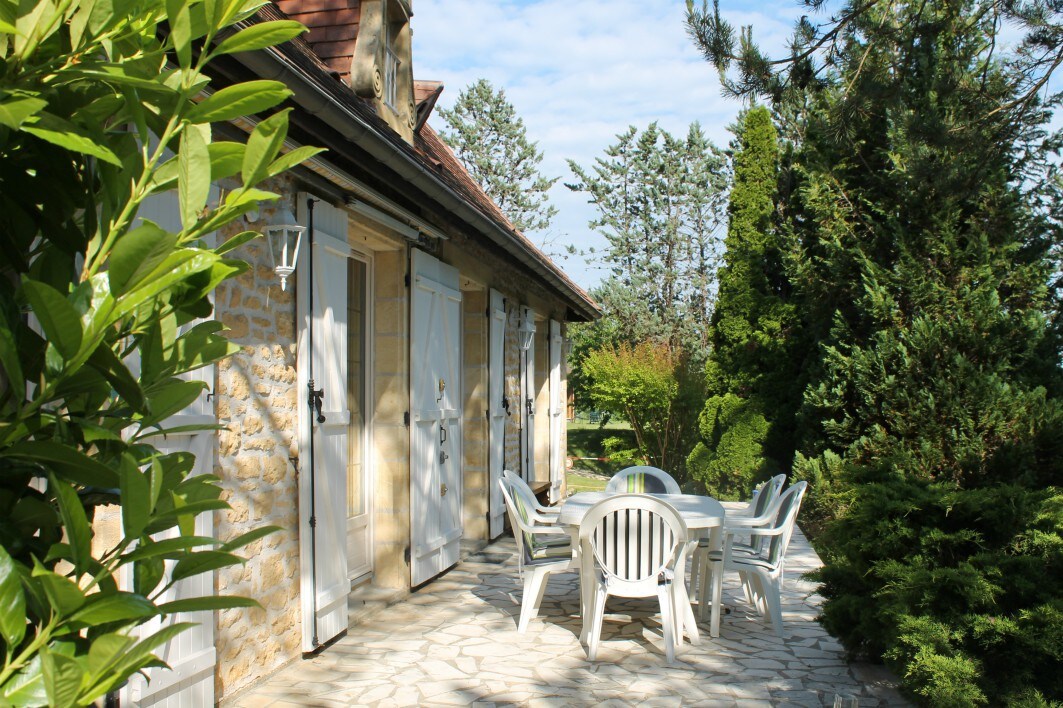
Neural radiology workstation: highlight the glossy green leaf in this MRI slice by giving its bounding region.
[133,556,165,597]
[179,123,211,230]
[266,145,325,178]
[214,229,258,256]
[85,634,135,689]
[143,499,229,534]
[208,140,244,181]
[212,20,306,56]
[111,622,194,679]
[0,545,27,647]
[1,655,46,705]
[109,221,178,296]
[87,344,145,412]
[157,595,259,613]
[142,379,207,426]
[242,108,290,187]
[172,550,243,581]
[31,563,87,616]
[172,321,235,374]
[186,80,291,124]
[41,649,84,708]
[51,475,92,576]
[22,112,121,166]
[21,279,82,360]
[0,91,48,129]
[68,591,156,625]
[0,318,24,396]
[220,524,281,552]
[4,441,120,487]
[120,463,150,538]
[166,0,191,67]
[121,535,219,563]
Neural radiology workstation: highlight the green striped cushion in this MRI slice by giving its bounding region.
[623,473,668,493]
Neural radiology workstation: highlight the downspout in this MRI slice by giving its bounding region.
[304,197,323,649]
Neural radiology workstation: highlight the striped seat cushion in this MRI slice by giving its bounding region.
[622,473,669,494]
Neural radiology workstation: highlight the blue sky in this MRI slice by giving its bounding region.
[411,0,801,291]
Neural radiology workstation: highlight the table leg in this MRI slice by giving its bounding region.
[709,527,729,638]
[577,535,594,646]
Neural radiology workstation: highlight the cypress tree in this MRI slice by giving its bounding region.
[687,106,802,498]
[690,0,1063,702]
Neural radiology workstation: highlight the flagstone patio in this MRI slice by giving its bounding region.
[225,523,907,707]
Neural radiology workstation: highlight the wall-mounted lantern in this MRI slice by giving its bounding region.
[517,310,536,351]
[265,205,306,291]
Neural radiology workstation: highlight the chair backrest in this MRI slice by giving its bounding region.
[498,478,540,564]
[764,481,808,568]
[578,494,688,587]
[751,473,787,517]
[606,466,681,495]
[747,474,787,552]
[503,469,539,509]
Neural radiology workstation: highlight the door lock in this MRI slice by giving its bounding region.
[438,450,449,465]
[440,483,448,497]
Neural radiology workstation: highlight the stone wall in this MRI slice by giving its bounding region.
[212,187,303,699]
[370,248,410,588]
[503,302,523,476]
[461,289,489,541]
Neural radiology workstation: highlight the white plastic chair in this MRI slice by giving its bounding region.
[691,473,787,605]
[503,469,560,523]
[605,466,681,495]
[703,481,808,635]
[498,478,576,632]
[578,494,690,662]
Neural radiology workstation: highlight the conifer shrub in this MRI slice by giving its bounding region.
[687,393,772,499]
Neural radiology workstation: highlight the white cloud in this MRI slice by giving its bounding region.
[412,0,800,288]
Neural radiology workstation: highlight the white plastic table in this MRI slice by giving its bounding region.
[558,492,727,644]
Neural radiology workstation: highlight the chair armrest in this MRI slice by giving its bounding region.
[525,524,570,539]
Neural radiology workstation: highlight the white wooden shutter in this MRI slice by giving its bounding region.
[488,290,506,538]
[297,198,350,651]
[548,320,563,503]
[120,190,218,708]
[409,250,463,587]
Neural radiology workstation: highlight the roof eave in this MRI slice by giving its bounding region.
[229,43,601,322]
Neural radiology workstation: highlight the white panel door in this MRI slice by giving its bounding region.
[410,249,463,587]
[297,199,350,651]
[521,307,536,483]
[120,191,217,708]
[488,290,506,538]
[548,320,564,504]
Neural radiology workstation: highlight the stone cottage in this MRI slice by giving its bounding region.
[114,0,600,705]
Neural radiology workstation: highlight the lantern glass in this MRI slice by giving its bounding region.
[517,315,536,351]
[265,205,305,291]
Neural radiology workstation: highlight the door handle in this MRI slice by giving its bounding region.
[440,424,447,444]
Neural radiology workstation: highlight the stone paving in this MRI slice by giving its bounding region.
[227,520,908,707]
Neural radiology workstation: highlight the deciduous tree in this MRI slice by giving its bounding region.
[0,1,317,702]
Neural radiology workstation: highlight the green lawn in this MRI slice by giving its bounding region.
[566,417,637,486]
[565,472,608,494]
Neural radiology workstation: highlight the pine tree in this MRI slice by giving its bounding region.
[692,0,1063,703]
[567,122,728,362]
[439,79,557,234]
[686,106,802,498]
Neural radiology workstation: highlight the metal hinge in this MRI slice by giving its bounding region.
[404,272,411,287]
[309,516,317,528]
[403,546,411,565]
[403,411,410,427]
